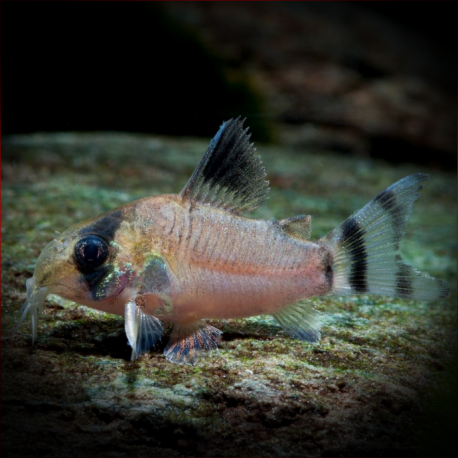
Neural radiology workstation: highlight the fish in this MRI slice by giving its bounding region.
[15,117,449,365]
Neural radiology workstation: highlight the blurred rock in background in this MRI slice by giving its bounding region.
[164,2,456,166]
[3,1,456,164]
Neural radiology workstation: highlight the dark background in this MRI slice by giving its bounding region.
[2,1,456,166]
[3,2,266,137]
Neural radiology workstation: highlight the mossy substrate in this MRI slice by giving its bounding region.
[2,132,456,457]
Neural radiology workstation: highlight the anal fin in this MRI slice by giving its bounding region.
[164,323,222,365]
[125,299,163,360]
[271,300,321,343]
[279,215,312,240]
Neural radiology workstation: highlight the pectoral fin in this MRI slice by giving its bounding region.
[125,300,163,360]
[164,322,222,365]
[180,117,269,214]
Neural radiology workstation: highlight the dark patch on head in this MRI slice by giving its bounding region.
[79,209,124,242]
[74,209,126,297]
[81,264,113,301]
[341,217,368,293]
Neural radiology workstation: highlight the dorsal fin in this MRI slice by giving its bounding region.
[279,215,312,240]
[180,117,269,214]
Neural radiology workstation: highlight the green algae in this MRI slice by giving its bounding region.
[2,132,456,457]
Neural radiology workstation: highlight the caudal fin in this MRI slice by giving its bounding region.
[322,174,449,301]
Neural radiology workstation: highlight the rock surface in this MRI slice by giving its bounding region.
[2,132,456,457]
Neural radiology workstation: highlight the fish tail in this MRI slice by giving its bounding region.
[321,174,449,301]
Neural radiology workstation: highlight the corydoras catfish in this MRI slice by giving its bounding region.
[17,118,449,365]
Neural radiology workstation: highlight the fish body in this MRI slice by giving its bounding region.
[132,197,329,321]
[18,118,449,364]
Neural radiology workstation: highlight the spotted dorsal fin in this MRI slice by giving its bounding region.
[279,215,312,240]
[180,117,269,214]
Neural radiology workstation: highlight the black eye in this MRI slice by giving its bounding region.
[74,235,109,269]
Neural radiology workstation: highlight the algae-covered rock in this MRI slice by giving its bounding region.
[1,132,456,457]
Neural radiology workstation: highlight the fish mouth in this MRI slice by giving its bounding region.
[9,277,49,344]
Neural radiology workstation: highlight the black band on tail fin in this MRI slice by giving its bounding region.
[322,174,449,301]
[340,217,368,293]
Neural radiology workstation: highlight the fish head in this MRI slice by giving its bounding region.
[20,208,136,340]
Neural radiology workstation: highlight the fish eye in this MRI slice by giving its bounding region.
[74,235,109,269]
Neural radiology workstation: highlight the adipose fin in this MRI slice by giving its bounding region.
[279,215,312,240]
